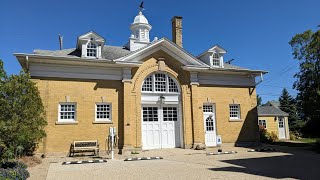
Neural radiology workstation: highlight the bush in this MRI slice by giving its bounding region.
[0,161,30,180]
[290,130,302,140]
[0,59,47,157]
[260,126,278,143]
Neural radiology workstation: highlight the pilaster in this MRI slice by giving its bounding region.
[190,72,205,147]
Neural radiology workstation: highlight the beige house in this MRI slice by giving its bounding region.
[258,104,289,140]
[14,11,266,154]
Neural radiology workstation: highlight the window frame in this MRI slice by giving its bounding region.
[258,119,267,129]
[229,104,241,120]
[86,41,97,58]
[211,53,221,67]
[58,102,77,122]
[95,102,112,122]
[141,73,180,93]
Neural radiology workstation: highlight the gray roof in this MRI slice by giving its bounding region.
[257,106,289,116]
[33,39,259,72]
[265,100,280,108]
[34,45,131,60]
[223,63,246,70]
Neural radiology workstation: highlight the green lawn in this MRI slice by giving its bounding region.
[297,138,320,144]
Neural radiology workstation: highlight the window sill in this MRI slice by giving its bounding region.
[92,121,113,124]
[229,119,243,122]
[55,121,78,125]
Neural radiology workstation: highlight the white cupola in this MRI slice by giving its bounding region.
[126,11,152,51]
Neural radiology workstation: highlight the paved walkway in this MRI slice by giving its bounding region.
[37,145,320,180]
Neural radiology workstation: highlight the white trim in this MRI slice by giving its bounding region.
[141,72,181,93]
[117,38,208,67]
[229,104,241,120]
[198,73,256,86]
[95,102,112,122]
[58,102,77,122]
[203,103,217,147]
[29,63,123,80]
[258,119,267,129]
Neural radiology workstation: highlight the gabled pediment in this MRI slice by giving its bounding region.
[77,31,105,49]
[115,38,209,67]
[197,44,227,58]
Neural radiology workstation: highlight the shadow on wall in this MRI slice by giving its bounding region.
[208,143,320,179]
[93,80,124,153]
[236,106,259,145]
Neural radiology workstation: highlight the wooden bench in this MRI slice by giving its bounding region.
[69,140,99,157]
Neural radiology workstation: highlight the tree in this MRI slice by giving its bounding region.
[0,59,47,158]
[278,88,300,130]
[257,94,262,106]
[289,29,320,137]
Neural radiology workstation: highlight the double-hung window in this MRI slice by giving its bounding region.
[59,103,76,122]
[229,104,241,120]
[95,103,112,121]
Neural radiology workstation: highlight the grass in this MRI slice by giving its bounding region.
[297,138,320,144]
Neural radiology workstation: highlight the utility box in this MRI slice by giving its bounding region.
[217,135,222,146]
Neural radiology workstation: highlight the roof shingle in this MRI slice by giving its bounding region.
[257,106,289,116]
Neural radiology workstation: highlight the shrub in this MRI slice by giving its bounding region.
[0,59,47,157]
[0,161,30,180]
[260,126,278,143]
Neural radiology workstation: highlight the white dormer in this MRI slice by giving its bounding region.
[197,45,227,68]
[77,31,105,58]
[126,11,152,51]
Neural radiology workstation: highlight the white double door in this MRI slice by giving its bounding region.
[203,104,217,147]
[142,104,181,149]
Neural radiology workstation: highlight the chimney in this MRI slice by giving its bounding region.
[58,34,63,50]
[171,16,183,47]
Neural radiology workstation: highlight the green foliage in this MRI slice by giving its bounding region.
[278,88,300,130]
[290,130,302,140]
[289,30,320,137]
[259,126,278,143]
[257,94,262,106]
[0,161,30,180]
[0,59,47,161]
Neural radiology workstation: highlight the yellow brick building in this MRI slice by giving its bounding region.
[15,11,266,153]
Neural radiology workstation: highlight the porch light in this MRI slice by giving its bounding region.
[159,95,165,104]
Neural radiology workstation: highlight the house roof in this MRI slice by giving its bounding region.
[265,100,280,108]
[34,45,131,60]
[257,106,289,117]
[32,37,262,73]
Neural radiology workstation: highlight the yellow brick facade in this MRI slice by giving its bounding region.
[34,50,260,153]
[258,116,290,140]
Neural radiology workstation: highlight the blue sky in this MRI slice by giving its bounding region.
[1,0,319,103]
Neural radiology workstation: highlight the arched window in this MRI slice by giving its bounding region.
[87,42,97,57]
[212,53,220,67]
[142,73,179,93]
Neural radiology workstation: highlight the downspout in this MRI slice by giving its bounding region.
[255,72,264,86]
[249,72,264,95]
[25,56,29,73]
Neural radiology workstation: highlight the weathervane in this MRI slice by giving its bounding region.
[139,1,145,12]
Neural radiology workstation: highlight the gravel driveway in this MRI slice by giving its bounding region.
[28,144,320,180]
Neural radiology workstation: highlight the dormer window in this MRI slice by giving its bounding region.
[212,53,220,67]
[87,42,97,57]
[77,32,105,59]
